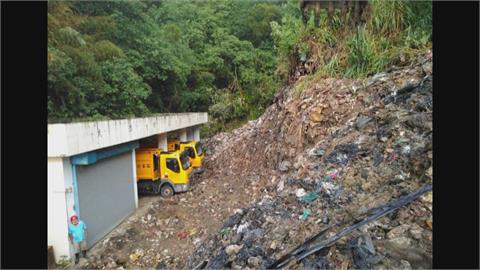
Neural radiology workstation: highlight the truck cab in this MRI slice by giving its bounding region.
[168,139,204,172]
[135,148,192,197]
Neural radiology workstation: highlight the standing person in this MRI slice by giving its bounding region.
[68,215,88,264]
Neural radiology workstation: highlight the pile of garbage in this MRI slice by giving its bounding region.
[186,50,432,269]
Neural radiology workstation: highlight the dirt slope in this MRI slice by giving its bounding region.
[185,50,433,269]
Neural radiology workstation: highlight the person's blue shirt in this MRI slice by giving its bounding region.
[68,221,86,243]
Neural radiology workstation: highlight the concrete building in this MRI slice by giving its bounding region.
[48,113,207,263]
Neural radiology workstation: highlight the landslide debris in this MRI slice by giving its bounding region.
[186,50,432,269]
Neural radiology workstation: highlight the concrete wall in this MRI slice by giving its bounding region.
[48,113,208,157]
[48,157,71,262]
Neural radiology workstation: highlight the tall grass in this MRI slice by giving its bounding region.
[273,0,432,86]
[346,26,377,77]
[369,0,412,35]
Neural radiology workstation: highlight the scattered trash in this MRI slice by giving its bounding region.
[278,160,292,172]
[129,249,144,262]
[268,184,432,268]
[301,192,318,203]
[326,144,359,166]
[318,181,339,196]
[300,209,310,220]
[295,188,307,198]
[308,147,325,157]
[186,54,432,270]
[236,223,249,234]
[356,115,372,130]
[177,230,189,240]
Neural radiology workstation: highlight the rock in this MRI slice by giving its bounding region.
[361,169,369,180]
[232,262,242,270]
[425,219,433,230]
[270,241,277,250]
[422,62,432,75]
[356,115,372,130]
[295,188,307,198]
[243,229,263,242]
[116,254,129,265]
[247,256,262,267]
[349,234,376,269]
[421,192,432,203]
[425,166,432,178]
[278,160,291,172]
[369,72,388,84]
[387,237,412,250]
[399,260,412,270]
[231,234,241,244]
[372,151,384,167]
[387,224,410,239]
[225,245,243,256]
[309,107,323,122]
[408,224,423,240]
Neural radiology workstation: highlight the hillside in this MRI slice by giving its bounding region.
[185,50,432,269]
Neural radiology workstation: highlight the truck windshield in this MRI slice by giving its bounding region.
[195,142,203,156]
[186,147,195,158]
[180,151,191,170]
[166,158,180,173]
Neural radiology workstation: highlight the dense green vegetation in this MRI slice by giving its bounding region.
[48,0,431,135]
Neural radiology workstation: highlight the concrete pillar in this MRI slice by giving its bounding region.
[193,126,200,141]
[187,128,194,141]
[179,129,187,142]
[157,133,168,151]
[131,149,138,209]
[48,157,72,262]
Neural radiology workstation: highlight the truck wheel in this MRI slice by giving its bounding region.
[152,181,161,195]
[160,184,174,198]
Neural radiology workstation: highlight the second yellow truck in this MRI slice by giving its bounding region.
[135,148,192,197]
[168,139,204,172]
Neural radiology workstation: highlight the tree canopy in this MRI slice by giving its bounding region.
[48,0,432,135]
[48,0,283,124]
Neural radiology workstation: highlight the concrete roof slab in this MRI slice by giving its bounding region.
[48,113,208,157]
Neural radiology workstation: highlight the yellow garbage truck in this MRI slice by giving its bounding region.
[168,139,204,173]
[135,148,192,197]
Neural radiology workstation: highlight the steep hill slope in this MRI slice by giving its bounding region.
[186,50,432,269]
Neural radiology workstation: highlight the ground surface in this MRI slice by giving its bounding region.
[75,158,270,269]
